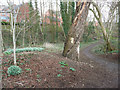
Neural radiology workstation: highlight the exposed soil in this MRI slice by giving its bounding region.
[98,53,118,63]
[2,42,118,88]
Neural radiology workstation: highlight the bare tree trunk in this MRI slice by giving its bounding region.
[22,1,26,47]
[63,1,90,60]
[11,6,19,65]
[56,0,58,42]
[99,20,113,51]
[89,2,113,52]
[40,0,43,34]
[0,16,3,57]
[118,1,120,56]
[11,13,17,65]
[0,17,2,89]
[118,1,120,26]
[23,22,25,47]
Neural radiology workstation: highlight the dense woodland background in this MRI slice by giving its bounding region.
[0,0,119,88]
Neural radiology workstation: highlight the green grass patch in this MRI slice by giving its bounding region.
[107,50,119,53]
[80,40,98,49]
[92,44,105,54]
[92,39,118,54]
[42,40,98,53]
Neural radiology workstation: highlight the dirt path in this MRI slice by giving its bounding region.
[81,40,118,72]
[75,40,118,88]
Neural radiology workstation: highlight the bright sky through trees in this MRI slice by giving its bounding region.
[0,0,119,22]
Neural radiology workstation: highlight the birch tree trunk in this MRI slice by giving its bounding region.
[11,13,17,65]
[63,1,90,60]
[11,7,19,65]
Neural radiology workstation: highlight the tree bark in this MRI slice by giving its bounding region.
[0,18,2,90]
[118,1,120,31]
[63,1,90,60]
[11,7,19,65]
[118,1,120,58]
[22,21,25,47]
[89,2,113,52]
[11,13,17,66]
[0,16,3,57]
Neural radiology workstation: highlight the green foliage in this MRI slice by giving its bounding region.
[2,29,13,49]
[71,2,75,22]
[2,23,64,49]
[25,68,31,71]
[29,0,33,7]
[42,25,64,43]
[1,21,21,25]
[25,68,32,74]
[107,50,118,53]
[58,70,62,72]
[1,21,10,25]
[61,65,64,67]
[92,44,114,54]
[57,74,62,77]
[37,74,40,78]
[92,38,118,54]
[80,40,98,50]
[110,39,118,50]
[118,1,120,30]
[92,44,105,54]
[28,0,43,45]
[60,1,75,36]
[82,22,96,42]
[70,67,76,71]
[3,47,44,55]
[59,61,68,66]
[7,65,22,76]
[20,63,24,65]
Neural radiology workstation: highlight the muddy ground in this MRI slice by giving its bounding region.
[2,42,118,88]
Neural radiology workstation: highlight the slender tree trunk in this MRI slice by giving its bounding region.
[40,0,44,37]
[63,1,90,60]
[11,13,16,65]
[118,1,120,58]
[11,6,19,66]
[56,0,58,42]
[118,1,120,27]
[22,2,26,47]
[23,22,25,47]
[0,17,2,89]
[0,16,3,57]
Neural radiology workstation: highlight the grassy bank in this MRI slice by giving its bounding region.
[92,39,118,54]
